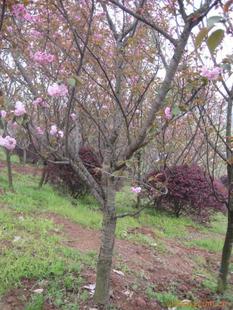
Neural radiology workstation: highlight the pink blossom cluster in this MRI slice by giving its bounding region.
[32,51,55,65]
[200,67,222,80]
[30,29,43,38]
[14,101,26,117]
[50,125,64,138]
[131,186,142,193]
[7,26,13,33]
[12,3,33,21]
[164,107,172,120]
[12,4,27,18]
[33,97,47,107]
[36,126,44,135]
[48,83,68,97]
[12,4,37,22]
[11,122,19,129]
[70,113,76,120]
[0,135,17,151]
[0,110,6,118]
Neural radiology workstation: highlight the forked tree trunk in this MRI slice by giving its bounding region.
[94,175,117,307]
[217,209,233,293]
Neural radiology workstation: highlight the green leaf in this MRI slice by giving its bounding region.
[222,63,231,71]
[178,104,188,112]
[207,15,223,28]
[207,29,224,53]
[172,106,181,116]
[195,27,209,48]
[67,78,76,87]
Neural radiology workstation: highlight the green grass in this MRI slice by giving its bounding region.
[0,170,181,240]
[0,165,227,241]
[0,149,20,163]
[146,287,198,310]
[126,232,167,253]
[0,166,98,307]
[0,205,97,309]
[187,238,224,253]
[0,206,95,296]
[25,294,44,310]
[146,289,179,307]
[208,212,227,234]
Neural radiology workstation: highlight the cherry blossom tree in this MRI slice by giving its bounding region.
[0,0,220,306]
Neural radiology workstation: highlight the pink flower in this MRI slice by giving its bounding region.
[11,122,19,129]
[33,97,47,107]
[14,101,26,117]
[30,29,43,38]
[23,12,33,22]
[0,135,17,151]
[31,15,41,23]
[200,67,222,80]
[58,130,64,138]
[131,186,142,193]
[33,97,43,105]
[49,125,64,138]
[164,107,172,120]
[32,51,55,65]
[48,83,68,97]
[7,26,13,33]
[0,110,7,118]
[36,126,44,135]
[12,4,27,19]
[12,4,34,22]
[70,113,76,120]
[50,125,57,136]
[93,33,102,41]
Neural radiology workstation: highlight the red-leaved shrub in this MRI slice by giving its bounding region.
[45,146,102,197]
[144,165,227,222]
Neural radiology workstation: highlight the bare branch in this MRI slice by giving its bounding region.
[106,0,177,46]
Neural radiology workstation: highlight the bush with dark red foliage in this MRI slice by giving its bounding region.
[45,147,102,197]
[144,165,227,222]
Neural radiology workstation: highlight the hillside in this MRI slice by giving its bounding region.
[0,161,232,310]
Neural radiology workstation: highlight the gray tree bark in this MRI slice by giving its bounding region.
[94,173,116,307]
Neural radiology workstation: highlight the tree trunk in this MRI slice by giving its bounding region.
[218,92,233,292]
[6,150,14,191]
[39,164,47,188]
[136,151,142,208]
[94,175,116,307]
[23,149,27,165]
[217,209,233,293]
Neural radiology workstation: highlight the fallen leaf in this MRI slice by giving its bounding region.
[13,236,21,242]
[33,288,44,294]
[83,283,96,296]
[113,269,125,276]
[123,290,133,298]
[180,299,191,305]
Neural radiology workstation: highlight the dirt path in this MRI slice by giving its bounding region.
[0,161,42,176]
[48,213,197,278]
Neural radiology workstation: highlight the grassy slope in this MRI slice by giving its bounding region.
[0,161,232,309]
